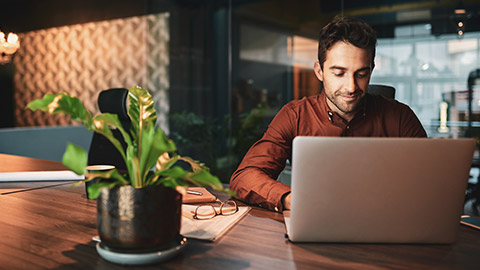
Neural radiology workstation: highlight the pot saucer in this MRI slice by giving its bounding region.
[96,237,187,265]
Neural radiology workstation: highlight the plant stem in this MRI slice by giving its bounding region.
[133,157,141,187]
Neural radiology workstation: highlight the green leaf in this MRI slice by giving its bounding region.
[62,143,87,175]
[76,168,128,199]
[127,86,159,187]
[138,124,156,180]
[127,149,142,187]
[87,181,119,200]
[91,114,129,162]
[124,145,137,186]
[26,94,56,111]
[178,156,208,172]
[156,153,179,171]
[186,169,223,190]
[158,166,188,179]
[93,113,132,147]
[141,128,177,179]
[156,178,187,189]
[128,86,157,143]
[150,166,188,186]
[85,168,129,185]
[27,93,94,128]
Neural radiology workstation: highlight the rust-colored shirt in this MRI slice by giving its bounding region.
[230,91,427,212]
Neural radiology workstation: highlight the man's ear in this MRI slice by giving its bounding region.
[313,61,323,82]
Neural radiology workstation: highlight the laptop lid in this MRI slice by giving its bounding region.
[285,137,475,243]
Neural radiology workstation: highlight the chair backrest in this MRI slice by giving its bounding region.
[97,88,130,121]
[88,88,131,170]
[367,84,395,99]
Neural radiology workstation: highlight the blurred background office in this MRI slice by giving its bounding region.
[1,0,480,183]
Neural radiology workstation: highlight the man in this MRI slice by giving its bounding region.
[230,16,427,212]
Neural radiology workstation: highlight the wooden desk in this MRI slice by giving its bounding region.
[1,154,479,269]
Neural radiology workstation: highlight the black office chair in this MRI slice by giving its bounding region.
[87,88,131,171]
[465,69,480,215]
[367,84,396,99]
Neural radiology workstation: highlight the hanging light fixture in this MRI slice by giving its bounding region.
[450,2,472,38]
[0,29,20,65]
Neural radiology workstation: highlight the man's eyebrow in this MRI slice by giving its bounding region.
[329,66,347,71]
[328,66,371,72]
[356,66,372,72]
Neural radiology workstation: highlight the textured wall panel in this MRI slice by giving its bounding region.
[13,13,170,131]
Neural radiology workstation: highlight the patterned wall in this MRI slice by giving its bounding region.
[13,13,170,131]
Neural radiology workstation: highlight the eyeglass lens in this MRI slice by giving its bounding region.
[220,200,237,215]
[194,200,238,220]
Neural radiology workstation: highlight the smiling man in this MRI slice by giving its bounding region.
[230,16,427,212]
[316,42,372,122]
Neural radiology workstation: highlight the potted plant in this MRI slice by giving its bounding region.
[27,86,234,259]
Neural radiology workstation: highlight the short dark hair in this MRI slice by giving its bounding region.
[317,16,377,70]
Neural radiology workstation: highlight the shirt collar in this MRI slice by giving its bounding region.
[319,90,367,124]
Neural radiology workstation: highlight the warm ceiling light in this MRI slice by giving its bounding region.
[455,8,466,14]
[0,29,20,65]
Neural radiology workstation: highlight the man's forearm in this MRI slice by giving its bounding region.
[230,167,291,212]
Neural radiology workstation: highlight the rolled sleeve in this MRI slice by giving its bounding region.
[230,104,295,212]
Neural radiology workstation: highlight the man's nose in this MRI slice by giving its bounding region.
[344,75,357,93]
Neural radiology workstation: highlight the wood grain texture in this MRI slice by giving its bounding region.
[0,153,75,194]
[0,153,70,172]
[1,154,479,269]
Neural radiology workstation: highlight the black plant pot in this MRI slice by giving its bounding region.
[97,185,182,251]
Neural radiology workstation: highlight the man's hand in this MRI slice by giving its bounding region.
[282,193,291,210]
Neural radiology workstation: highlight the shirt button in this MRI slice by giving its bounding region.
[346,126,350,129]
[274,206,279,212]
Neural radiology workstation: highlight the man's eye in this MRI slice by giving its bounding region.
[334,73,344,77]
[357,72,369,78]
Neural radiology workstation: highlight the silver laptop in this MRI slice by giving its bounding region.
[284,137,475,243]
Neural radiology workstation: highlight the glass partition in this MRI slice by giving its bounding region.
[372,33,480,138]
[162,0,480,182]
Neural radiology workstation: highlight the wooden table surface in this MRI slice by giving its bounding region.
[1,154,479,269]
